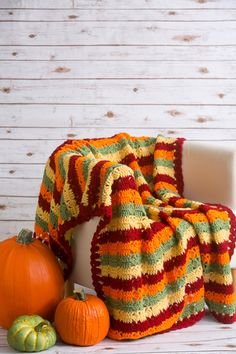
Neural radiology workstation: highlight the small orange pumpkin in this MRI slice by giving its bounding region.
[0,229,64,329]
[55,289,110,346]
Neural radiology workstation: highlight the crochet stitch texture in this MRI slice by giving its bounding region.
[34,133,236,340]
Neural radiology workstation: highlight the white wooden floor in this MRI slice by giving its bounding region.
[1,310,236,354]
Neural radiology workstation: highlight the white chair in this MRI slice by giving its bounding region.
[67,141,236,293]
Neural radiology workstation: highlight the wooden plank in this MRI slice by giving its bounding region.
[1,9,236,21]
[2,60,236,79]
[0,178,41,197]
[0,79,236,104]
[0,164,44,178]
[0,139,58,164]
[2,127,236,141]
[1,45,235,61]
[2,105,236,129]
[0,0,73,9]
[1,22,236,46]
[1,0,236,10]
[0,221,35,240]
[0,196,37,221]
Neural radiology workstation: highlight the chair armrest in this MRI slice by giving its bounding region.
[182,141,236,268]
[182,141,236,213]
[70,218,99,288]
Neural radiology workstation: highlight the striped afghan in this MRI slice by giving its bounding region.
[34,132,236,340]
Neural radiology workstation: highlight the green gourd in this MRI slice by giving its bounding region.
[7,315,57,352]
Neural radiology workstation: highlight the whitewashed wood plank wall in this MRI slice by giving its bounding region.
[0,0,236,239]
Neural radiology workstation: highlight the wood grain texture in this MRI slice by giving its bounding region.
[1,21,236,46]
[1,79,235,104]
[0,164,44,178]
[1,9,236,21]
[1,45,236,61]
[0,196,36,221]
[1,0,236,9]
[1,60,236,79]
[0,221,35,239]
[2,127,236,141]
[0,178,41,197]
[0,139,58,164]
[1,105,236,128]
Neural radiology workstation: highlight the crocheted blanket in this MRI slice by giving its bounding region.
[34,133,236,340]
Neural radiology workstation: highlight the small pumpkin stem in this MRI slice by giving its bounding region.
[17,229,34,244]
[74,288,86,301]
[34,320,50,332]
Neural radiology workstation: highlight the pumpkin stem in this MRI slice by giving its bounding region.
[34,320,50,332]
[17,229,34,244]
[73,288,86,301]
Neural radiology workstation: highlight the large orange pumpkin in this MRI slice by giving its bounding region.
[0,229,64,329]
[55,289,110,346]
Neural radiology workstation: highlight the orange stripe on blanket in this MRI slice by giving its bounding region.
[75,158,87,192]
[129,134,151,142]
[40,183,53,203]
[154,150,175,160]
[140,165,153,175]
[184,212,209,224]
[201,252,231,265]
[155,181,178,193]
[205,209,230,222]
[205,290,236,305]
[100,161,118,185]
[112,189,143,206]
[53,144,77,192]
[34,224,45,237]
[175,198,190,208]
[184,287,204,306]
[140,189,153,201]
